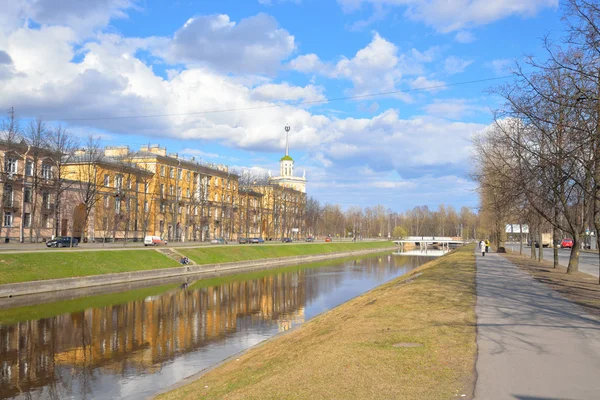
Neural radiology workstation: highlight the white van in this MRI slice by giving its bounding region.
[144,236,167,246]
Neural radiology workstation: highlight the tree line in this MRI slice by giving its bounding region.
[473,0,600,280]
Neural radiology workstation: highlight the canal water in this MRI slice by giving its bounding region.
[0,252,431,400]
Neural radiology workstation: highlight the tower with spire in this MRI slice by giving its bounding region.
[269,125,307,193]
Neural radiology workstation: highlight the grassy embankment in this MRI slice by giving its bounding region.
[158,244,477,400]
[0,242,393,285]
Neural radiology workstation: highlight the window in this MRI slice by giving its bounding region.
[227,182,230,190]
[214,193,219,202]
[24,187,32,203]
[25,161,33,176]
[127,178,132,190]
[104,195,109,208]
[144,201,149,212]
[177,187,182,199]
[160,165,165,176]
[160,203,165,213]
[102,217,108,230]
[227,195,230,202]
[126,198,131,212]
[115,200,121,213]
[186,188,190,198]
[115,175,123,190]
[144,182,149,193]
[186,205,190,215]
[41,214,49,228]
[3,185,13,207]
[3,212,12,227]
[41,164,52,179]
[169,185,174,196]
[215,177,219,186]
[4,157,17,174]
[160,184,165,197]
[23,213,31,228]
[187,171,191,181]
[177,168,182,179]
[104,174,110,187]
[159,220,164,233]
[194,206,198,216]
[134,219,138,231]
[170,167,174,178]
[42,191,50,208]
[178,206,182,214]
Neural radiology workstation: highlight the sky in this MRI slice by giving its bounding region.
[0,0,564,212]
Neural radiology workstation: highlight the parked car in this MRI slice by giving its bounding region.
[144,236,167,246]
[282,237,292,243]
[249,237,265,244]
[305,237,314,242]
[561,238,574,249]
[238,237,249,244]
[211,238,227,244]
[46,237,79,248]
[553,239,562,248]
[325,237,332,242]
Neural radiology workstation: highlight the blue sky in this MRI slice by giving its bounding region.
[0,0,563,211]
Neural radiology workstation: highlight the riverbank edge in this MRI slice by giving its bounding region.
[0,246,398,298]
[155,244,477,400]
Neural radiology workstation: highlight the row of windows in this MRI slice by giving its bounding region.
[3,212,51,228]
[3,185,52,207]
[4,158,53,179]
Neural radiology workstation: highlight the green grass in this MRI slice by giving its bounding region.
[158,244,477,400]
[0,250,180,285]
[0,241,394,285]
[180,241,394,265]
[0,283,179,325]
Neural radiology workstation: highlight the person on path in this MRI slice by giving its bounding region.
[480,240,486,256]
[485,239,490,253]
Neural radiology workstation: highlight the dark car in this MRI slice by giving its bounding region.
[249,237,265,244]
[282,237,292,243]
[46,237,79,248]
[305,237,314,242]
[238,237,249,244]
[561,238,573,249]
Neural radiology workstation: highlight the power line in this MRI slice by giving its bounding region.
[44,75,514,122]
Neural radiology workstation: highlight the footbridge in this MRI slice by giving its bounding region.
[393,236,465,252]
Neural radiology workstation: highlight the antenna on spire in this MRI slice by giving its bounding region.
[284,125,290,156]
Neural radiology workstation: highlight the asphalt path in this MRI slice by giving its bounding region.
[506,243,600,278]
[474,251,600,399]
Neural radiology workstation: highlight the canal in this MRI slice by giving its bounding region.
[0,252,432,400]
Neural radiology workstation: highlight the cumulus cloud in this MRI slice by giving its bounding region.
[0,0,137,35]
[251,83,326,103]
[290,32,438,100]
[455,30,476,43]
[337,0,557,33]
[153,13,295,75]
[424,98,487,119]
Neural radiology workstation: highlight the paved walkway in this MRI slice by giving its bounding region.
[474,252,600,400]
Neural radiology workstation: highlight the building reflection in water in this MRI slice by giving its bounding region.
[0,254,424,400]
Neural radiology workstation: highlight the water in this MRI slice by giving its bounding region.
[0,252,431,400]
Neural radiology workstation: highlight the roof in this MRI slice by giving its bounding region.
[280,155,293,161]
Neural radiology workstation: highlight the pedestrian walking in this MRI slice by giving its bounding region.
[485,239,490,253]
[480,240,486,257]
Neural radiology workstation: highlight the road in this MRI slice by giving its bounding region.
[506,243,600,278]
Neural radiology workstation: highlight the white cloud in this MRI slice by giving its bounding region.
[0,0,137,35]
[337,0,558,33]
[486,58,514,75]
[290,32,436,101]
[424,98,487,119]
[410,76,446,92]
[153,13,295,75]
[288,53,331,74]
[444,56,473,75]
[455,30,475,43]
[251,83,326,103]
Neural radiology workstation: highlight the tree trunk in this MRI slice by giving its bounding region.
[567,234,582,274]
